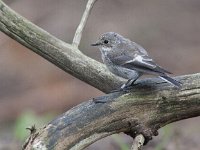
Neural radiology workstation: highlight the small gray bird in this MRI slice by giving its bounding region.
[91,32,181,90]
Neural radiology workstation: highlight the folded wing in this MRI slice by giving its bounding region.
[111,54,172,75]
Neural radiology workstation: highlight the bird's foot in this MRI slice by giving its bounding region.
[122,85,135,91]
[110,84,134,93]
[121,83,135,91]
[110,88,124,93]
[94,84,135,103]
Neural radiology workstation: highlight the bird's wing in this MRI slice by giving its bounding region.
[111,54,172,75]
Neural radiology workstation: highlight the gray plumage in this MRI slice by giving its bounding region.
[91,32,181,90]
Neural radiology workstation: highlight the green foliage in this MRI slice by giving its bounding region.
[154,125,173,150]
[14,110,55,141]
[112,134,130,150]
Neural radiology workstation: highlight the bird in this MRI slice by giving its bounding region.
[91,32,181,91]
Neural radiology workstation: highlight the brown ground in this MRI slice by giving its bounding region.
[0,0,199,149]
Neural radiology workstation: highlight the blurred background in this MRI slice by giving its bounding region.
[0,0,199,149]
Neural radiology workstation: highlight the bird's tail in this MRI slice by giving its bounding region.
[159,75,182,88]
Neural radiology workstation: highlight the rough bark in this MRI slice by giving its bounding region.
[23,73,200,150]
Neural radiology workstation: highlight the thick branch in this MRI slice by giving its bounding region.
[72,0,97,48]
[23,74,200,150]
[0,0,124,93]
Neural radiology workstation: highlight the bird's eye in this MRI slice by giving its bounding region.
[103,40,109,44]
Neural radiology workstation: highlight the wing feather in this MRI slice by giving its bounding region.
[111,54,171,75]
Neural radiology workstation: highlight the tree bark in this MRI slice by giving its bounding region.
[23,73,200,150]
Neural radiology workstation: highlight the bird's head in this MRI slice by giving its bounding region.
[91,32,122,51]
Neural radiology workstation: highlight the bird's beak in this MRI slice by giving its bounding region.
[91,42,101,46]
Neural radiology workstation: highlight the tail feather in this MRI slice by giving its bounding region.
[159,75,182,88]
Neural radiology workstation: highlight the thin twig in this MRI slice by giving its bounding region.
[72,0,97,48]
[131,134,145,150]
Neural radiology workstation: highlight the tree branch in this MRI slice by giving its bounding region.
[72,0,97,48]
[22,73,200,150]
[131,134,145,150]
[0,0,124,93]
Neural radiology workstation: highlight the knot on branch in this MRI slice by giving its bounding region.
[26,125,37,134]
[125,121,159,145]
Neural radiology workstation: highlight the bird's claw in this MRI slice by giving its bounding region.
[110,85,134,93]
